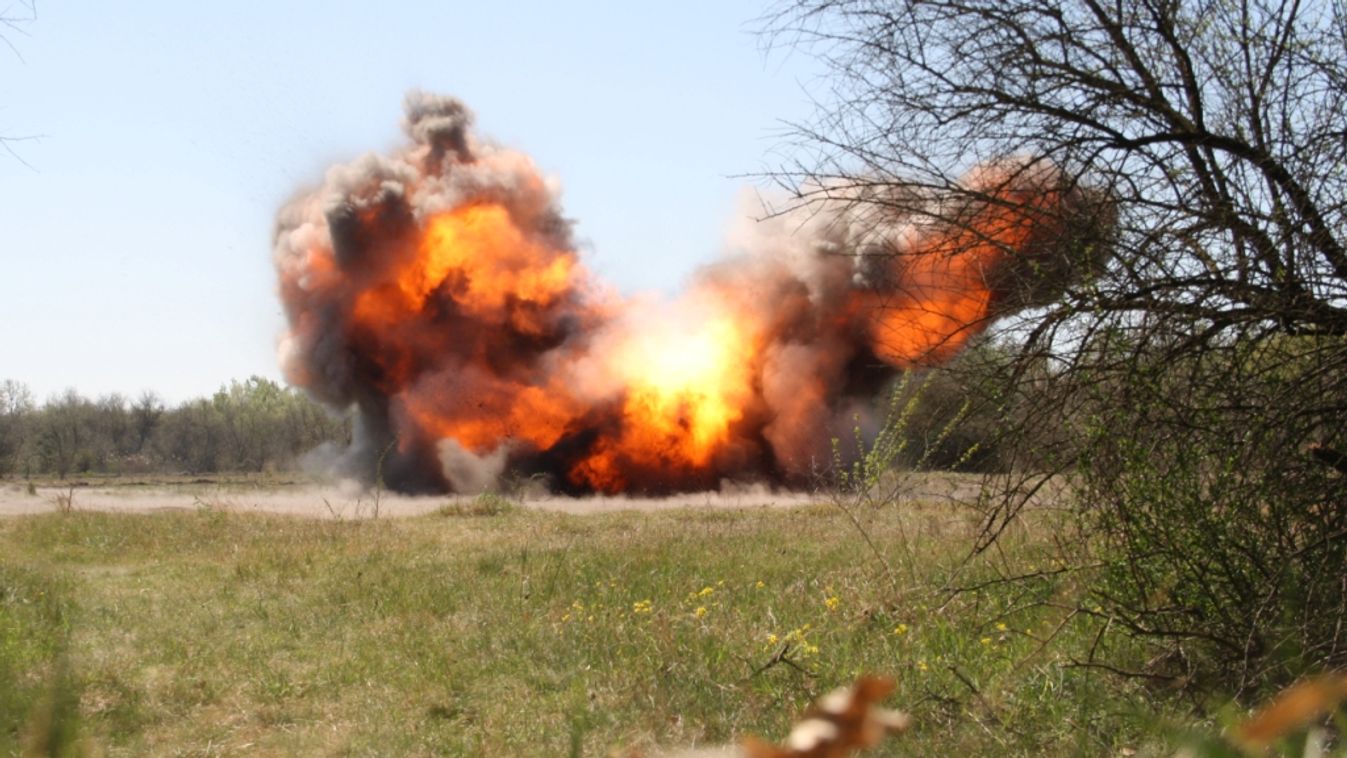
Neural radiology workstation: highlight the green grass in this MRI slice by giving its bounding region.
[0,497,1186,755]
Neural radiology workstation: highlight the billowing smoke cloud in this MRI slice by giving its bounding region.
[274,92,1110,494]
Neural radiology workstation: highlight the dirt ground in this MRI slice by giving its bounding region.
[0,478,817,518]
[0,472,990,518]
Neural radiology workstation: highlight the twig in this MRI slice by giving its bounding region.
[748,643,815,679]
[1063,658,1180,684]
[321,496,344,521]
[829,492,901,598]
[947,665,1003,729]
[942,562,1106,597]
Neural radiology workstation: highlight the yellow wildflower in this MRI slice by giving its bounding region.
[767,633,779,645]
[995,622,1007,632]
[698,586,715,598]
[917,660,929,672]
[892,623,909,636]
[694,606,708,619]
[980,636,992,646]
[754,580,766,590]
[825,596,841,612]
[632,599,653,615]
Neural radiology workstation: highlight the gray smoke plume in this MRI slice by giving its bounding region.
[274,93,1111,494]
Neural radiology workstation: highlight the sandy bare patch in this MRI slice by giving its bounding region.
[0,480,823,519]
[0,472,1002,519]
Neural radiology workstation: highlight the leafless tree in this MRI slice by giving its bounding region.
[767,0,1347,691]
[35,389,91,479]
[768,0,1346,339]
[1,0,38,164]
[0,379,34,476]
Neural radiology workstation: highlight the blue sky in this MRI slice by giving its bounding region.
[0,1,826,403]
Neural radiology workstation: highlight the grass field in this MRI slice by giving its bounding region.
[1,488,1193,756]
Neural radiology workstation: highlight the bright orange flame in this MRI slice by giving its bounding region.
[340,182,1067,490]
[417,205,575,331]
[406,380,581,455]
[352,203,576,334]
[279,138,1097,494]
[571,303,761,491]
[861,168,1065,366]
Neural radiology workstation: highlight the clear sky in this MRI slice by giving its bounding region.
[0,1,826,404]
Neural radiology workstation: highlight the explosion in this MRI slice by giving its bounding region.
[274,92,1109,494]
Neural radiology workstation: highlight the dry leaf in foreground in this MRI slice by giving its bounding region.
[651,675,910,758]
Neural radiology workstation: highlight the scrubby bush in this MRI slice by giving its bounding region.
[1075,335,1347,692]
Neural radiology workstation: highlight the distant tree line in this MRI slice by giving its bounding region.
[0,377,350,479]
